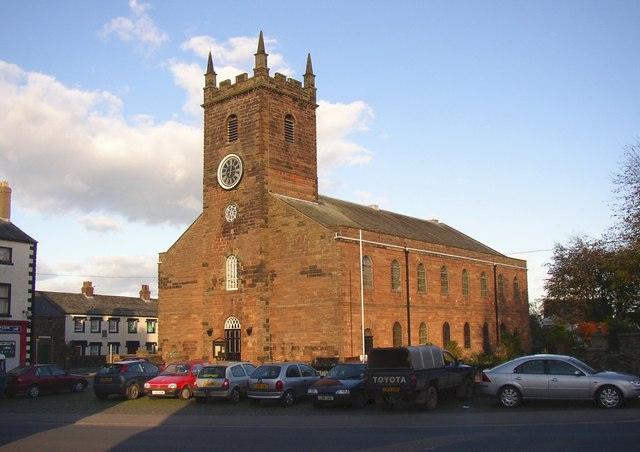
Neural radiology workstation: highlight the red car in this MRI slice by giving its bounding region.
[143,361,205,399]
[4,364,88,398]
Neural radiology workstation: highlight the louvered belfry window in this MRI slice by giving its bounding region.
[284,114,295,143]
[226,255,238,291]
[227,115,238,142]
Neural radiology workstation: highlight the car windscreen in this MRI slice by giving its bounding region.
[7,366,29,376]
[199,366,226,378]
[97,364,124,375]
[367,349,411,369]
[161,364,190,376]
[251,365,281,379]
[326,364,366,380]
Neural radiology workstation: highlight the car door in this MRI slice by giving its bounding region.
[285,364,303,396]
[299,364,319,391]
[546,359,591,399]
[47,365,70,392]
[230,365,248,392]
[442,351,462,388]
[34,366,54,394]
[128,362,145,386]
[513,359,548,398]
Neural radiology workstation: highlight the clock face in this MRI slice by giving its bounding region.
[217,154,243,190]
[224,204,238,223]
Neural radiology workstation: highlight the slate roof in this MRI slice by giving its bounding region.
[0,220,36,244]
[275,194,504,257]
[34,291,158,318]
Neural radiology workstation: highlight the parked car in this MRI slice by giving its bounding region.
[94,360,160,400]
[143,361,206,400]
[248,362,320,406]
[479,353,640,409]
[4,364,87,398]
[193,362,256,403]
[367,345,474,410]
[307,362,370,408]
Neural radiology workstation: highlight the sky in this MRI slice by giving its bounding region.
[1,0,639,309]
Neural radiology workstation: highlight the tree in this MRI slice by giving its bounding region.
[614,140,640,243]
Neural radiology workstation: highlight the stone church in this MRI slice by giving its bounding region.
[158,32,530,364]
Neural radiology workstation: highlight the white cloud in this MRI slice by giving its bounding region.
[80,215,124,233]
[37,254,157,297]
[0,60,202,225]
[101,0,168,52]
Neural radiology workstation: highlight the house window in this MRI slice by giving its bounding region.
[227,114,238,142]
[391,260,401,292]
[461,269,469,296]
[226,255,238,290]
[513,277,521,303]
[0,246,12,265]
[127,319,138,334]
[89,342,101,356]
[419,322,428,345]
[362,256,373,290]
[90,318,101,333]
[73,317,85,333]
[417,263,426,293]
[126,341,140,354]
[107,342,120,354]
[440,266,449,295]
[284,114,295,143]
[463,322,471,349]
[480,272,489,298]
[497,274,505,302]
[442,322,451,346]
[146,342,157,354]
[392,322,402,347]
[146,319,157,334]
[108,318,119,333]
[0,283,10,316]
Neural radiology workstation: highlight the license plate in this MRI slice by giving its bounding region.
[254,383,268,390]
[318,395,334,401]
[152,390,165,395]
[382,387,400,393]
[99,377,113,383]
[207,381,220,387]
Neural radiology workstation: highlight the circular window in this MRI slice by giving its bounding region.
[217,154,243,190]
[224,204,238,223]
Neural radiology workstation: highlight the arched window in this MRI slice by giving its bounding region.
[362,256,373,290]
[482,322,490,353]
[364,328,374,354]
[417,263,426,293]
[419,322,428,345]
[461,269,469,296]
[284,114,295,143]
[392,322,402,347]
[226,255,238,291]
[463,322,471,349]
[497,274,505,302]
[391,260,401,292]
[440,266,449,295]
[480,272,488,298]
[513,277,521,303]
[227,115,238,142]
[442,322,451,345]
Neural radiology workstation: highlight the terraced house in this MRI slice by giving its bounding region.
[159,33,530,365]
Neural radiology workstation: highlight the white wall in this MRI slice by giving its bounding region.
[0,239,31,321]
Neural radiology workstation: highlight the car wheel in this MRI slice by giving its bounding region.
[126,383,140,400]
[179,386,191,400]
[281,390,295,407]
[229,388,241,404]
[352,391,367,409]
[195,396,207,404]
[456,378,474,399]
[596,385,624,409]
[498,385,521,408]
[73,381,86,393]
[28,384,40,398]
[425,385,438,411]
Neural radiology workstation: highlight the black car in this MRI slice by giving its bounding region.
[307,363,370,408]
[94,360,159,400]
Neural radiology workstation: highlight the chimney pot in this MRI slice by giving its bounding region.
[140,284,151,301]
[0,181,11,222]
[81,281,94,297]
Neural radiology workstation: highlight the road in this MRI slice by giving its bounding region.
[1,388,639,451]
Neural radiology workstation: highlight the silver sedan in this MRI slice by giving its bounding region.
[478,354,640,408]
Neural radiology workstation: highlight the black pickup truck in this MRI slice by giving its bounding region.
[367,344,474,410]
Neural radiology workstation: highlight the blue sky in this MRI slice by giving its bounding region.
[1,1,638,307]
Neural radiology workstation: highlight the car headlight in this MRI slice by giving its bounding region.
[168,383,177,389]
[144,382,150,389]
[335,389,350,395]
[307,388,318,394]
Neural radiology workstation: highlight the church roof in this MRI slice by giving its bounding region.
[0,220,36,244]
[275,194,505,257]
[34,291,158,318]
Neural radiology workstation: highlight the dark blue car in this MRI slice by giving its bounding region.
[307,363,370,408]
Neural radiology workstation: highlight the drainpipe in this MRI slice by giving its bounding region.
[493,264,500,346]
[404,247,411,346]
